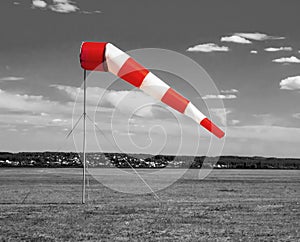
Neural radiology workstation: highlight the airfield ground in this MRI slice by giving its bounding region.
[0,169,299,241]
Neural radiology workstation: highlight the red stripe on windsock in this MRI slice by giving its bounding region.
[80,42,108,71]
[200,118,225,138]
[161,88,189,113]
[117,58,149,88]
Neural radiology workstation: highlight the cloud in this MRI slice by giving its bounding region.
[227,125,300,143]
[1,86,192,152]
[51,84,106,106]
[131,105,172,119]
[0,88,82,131]
[235,32,285,41]
[32,0,80,13]
[0,89,65,114]
[265,47,292,52]
[272,56,300,64]
[221,35,252,44]
[220,89,239,94]
[103,90,175,119]
[187,43,229,52]
[49,0,79,13]
[253,113,280,126]
[279,76,300,90]
[0,76,24,82]
[250,50,258,54]
[0,113,71,130]
[0,87,114,131]
[231,119,240,125]
[32,0,47,8]
[292,113,300,119]
[209,108,231,126]
[82,10,102,14]
[51,118,68,124]
[52,118,64,122]
[202,94,237,100]
[52,85,172,119]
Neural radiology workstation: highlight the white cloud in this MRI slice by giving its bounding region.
[52,118,64,122]
[51,84,106,106]
[235,32,285,41]
[292,113,300,119]
[272,56,300,64]
[0,88,80,131]
[49,0,79,13]
[32,0,80,13]
[279,76,300,90]
[231,119,240,125]
[265,47,292,52]
[0,76,24,82]
[0,113,71,129]
[32,0,47,8]
[227,125,300,143]
[82,10,102,14]
[210,108,231,126]
[252,113,280,126]
[221,35,252,44]
[51,85,172,119]
[0,89,66,114]
[103,90,175,119]
[0,87,115,131]
[187,43,229,52]
[250,50,258,54]
[220,89,239,94]
[202,94,237,99]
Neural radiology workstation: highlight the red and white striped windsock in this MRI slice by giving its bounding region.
[80,42,225,138]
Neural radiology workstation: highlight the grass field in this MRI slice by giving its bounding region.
[0,168,299,241]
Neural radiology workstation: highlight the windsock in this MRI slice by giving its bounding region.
[80,42,225,138]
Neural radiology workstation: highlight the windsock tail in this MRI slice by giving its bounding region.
[200,118,225,138]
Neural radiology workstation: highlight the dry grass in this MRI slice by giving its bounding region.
[0,168,299,241]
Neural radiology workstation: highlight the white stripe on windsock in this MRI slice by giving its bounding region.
[105,43,130,75]
[140,72,170,100]
[184,102,206,124]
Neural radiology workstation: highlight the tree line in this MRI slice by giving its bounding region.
[0,152,299,169]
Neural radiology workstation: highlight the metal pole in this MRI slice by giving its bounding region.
[82,69,87,204]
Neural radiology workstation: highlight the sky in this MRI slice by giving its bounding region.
[0,0,300,157]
